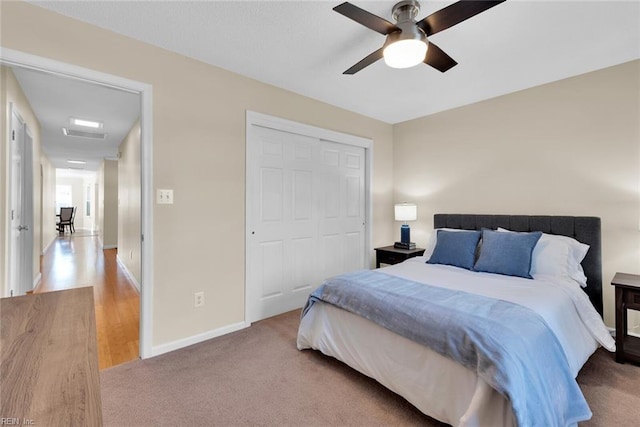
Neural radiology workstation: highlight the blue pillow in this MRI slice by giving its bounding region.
[427,230,481,270]
[473,230,543,279]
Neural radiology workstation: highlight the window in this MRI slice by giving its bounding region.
[56,185,72,212]
[86,185,91,216]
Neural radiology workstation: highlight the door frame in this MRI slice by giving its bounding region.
[22,120,35,294]
[0,48,155,359]
[245,111,373,323]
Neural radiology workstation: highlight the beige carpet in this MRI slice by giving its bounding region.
[101,310,640,426]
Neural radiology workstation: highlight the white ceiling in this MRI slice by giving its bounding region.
[11,67,140,171]
[27,0,640,125]
[9,1,640,172]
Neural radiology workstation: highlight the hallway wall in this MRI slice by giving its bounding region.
[117,121,141,287]
[98,159,119,249]
[41,156,57,255]
[1,1,394,350]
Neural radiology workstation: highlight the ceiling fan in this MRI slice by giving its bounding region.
[334,0,506,74]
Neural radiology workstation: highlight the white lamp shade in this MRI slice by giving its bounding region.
[394,203,417,221]
[383,39,427,69]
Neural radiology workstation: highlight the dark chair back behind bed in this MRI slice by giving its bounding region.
[433,214,603,317]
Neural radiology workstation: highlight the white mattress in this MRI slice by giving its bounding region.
[297,259,614,427]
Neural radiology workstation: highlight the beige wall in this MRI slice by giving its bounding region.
[1,65,44,293]
[0,2,394,347]
[393,60,640,328]
[2,1,632,347]
[96,162,103,236]
[98,159,118,249]
[41,155,57,255]
[2,0,635,347]
[118,122,140,285]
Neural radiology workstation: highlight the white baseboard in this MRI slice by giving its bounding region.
[116,254,141,292]
[98,234,117,250]
[151,320,250,358]
[42,236,56,255]
[32,272,41,291]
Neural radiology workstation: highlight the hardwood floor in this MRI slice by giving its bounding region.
[36,231,140,370]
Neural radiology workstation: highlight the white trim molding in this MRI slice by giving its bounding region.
[116,254,141,292]
[247,111,373,148]
[152,321,250,358]
[42,235,56,256]
[0,47,154,359]
[97,235,117,251]
[244,111,373,324]
[32,272,41,292]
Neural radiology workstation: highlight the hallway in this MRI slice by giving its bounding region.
[37,231,140,370]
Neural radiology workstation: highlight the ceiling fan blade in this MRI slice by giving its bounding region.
[424,42,457,73]
[343,48,384,75]
[333,2,399,35]
[417,1,506,37]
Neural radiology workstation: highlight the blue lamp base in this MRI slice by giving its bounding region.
[401,224,411,244]
[394,224,415,249]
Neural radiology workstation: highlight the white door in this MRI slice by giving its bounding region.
[318,140,366,277]
[247,122,367,323]
[8,108,33,296]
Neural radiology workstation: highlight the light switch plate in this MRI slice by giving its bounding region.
[157,189,174,204]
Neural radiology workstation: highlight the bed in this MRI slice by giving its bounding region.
[297,214,615,427]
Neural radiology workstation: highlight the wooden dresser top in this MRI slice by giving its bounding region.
[1,287,103,426]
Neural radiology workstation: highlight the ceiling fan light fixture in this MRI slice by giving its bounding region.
[335,0,505,74]
[382,1,427,69]
[383,38,427,69]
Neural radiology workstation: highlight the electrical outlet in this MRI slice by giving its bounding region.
[157,189,174,204]
[194,291,204,308]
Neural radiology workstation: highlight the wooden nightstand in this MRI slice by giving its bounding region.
[374,245,425,268]
[611,272,640,365]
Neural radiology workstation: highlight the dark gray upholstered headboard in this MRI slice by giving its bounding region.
[433,214,603,316]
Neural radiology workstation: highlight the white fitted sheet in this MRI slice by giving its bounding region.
[297,260,613,426]
[298,301,516,426]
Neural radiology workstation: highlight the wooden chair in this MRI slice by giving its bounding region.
[57,207,74,234]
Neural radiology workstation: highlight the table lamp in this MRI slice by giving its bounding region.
[394,203,417,249]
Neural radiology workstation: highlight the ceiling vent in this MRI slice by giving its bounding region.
[62,128,107,140]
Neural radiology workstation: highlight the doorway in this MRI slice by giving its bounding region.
[1,48,154,359]
[7,106,34,297]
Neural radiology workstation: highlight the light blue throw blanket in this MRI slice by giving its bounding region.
[302,270,591,427]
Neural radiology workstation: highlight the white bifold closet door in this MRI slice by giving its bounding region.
[247,125,366,323]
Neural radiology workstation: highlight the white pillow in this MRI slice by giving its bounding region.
[497,228,589,287]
